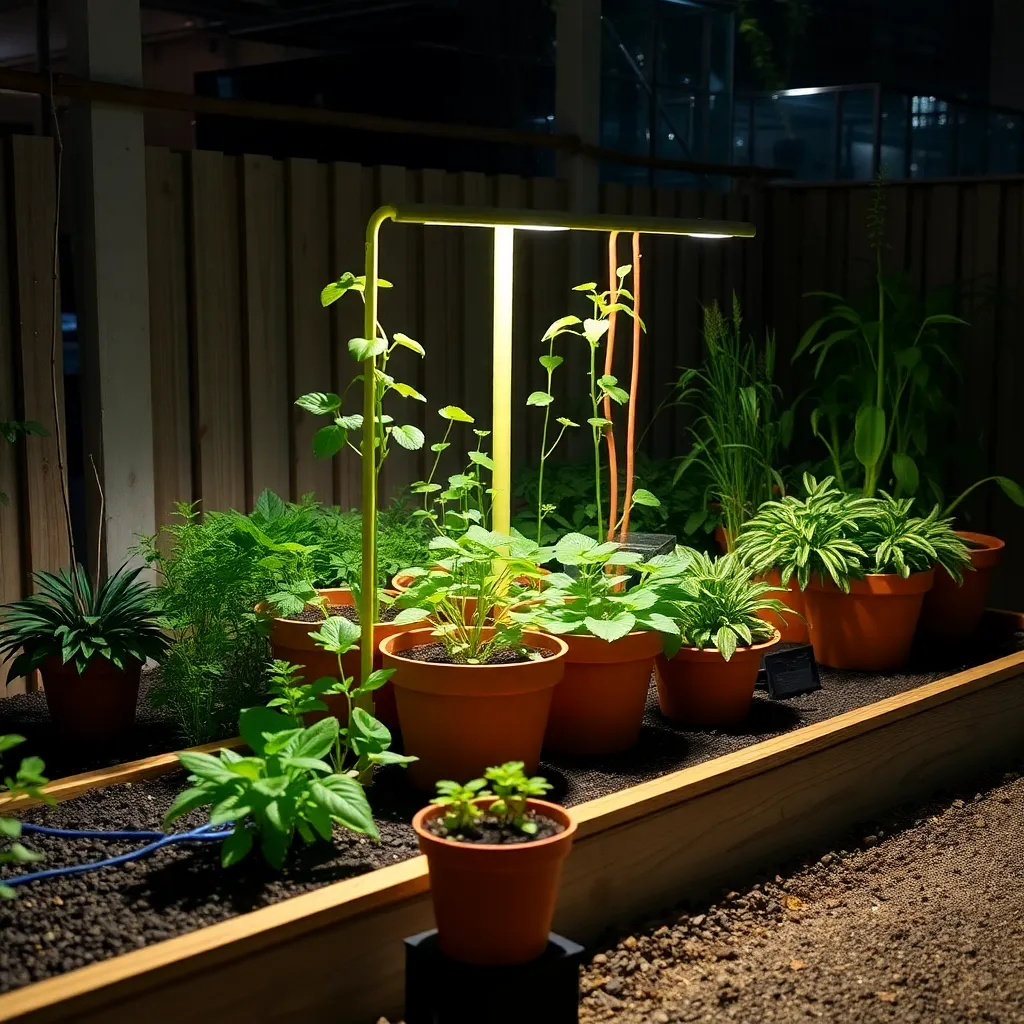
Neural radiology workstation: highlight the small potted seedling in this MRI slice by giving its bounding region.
[655,552,787,726]
[380,526,568,790]
[413,761,576,965]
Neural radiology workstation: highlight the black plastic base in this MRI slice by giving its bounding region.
[404,930,585,1024]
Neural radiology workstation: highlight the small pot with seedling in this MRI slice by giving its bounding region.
[0,566,167,742]
[654,552,786,726]
[512,533,689,755]
[413,761,576,965]
[380,526,567,790]
[738,475,970,671]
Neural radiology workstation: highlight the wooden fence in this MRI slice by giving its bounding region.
[2,134,1024,621]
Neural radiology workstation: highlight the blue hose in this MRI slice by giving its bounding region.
[4,822,234,890]
[21,823,167,841]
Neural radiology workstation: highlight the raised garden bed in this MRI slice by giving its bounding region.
[0,612,1022,1023]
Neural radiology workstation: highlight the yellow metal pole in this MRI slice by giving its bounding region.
[491,226,515,533]
[359,208,393,703]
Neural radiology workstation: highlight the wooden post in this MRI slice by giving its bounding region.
[68,0,156,576]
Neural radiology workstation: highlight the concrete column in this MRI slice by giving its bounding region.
[69,0,156,577]
[555,0,602,211]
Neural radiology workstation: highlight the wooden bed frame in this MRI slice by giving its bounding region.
[2,611,1023,1024]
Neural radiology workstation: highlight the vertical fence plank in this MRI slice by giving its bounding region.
[0,154,23,615]
[146,148,192,535]
[287,158,333,505]
[9,135,70,589]
[330,161,371,510]
[189,150,246,513]
[845,185,872,297]
[241,154,289,506]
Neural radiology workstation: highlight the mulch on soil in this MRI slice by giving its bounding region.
[576,759,1024,1023]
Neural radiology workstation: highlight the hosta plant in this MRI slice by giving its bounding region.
[393,526,552,663]
[0,564,166,683]
[736,474,876,592]
[165,710,377,870]
[663,552,789,661]
[0,734,50,899]
[514,532,688,643]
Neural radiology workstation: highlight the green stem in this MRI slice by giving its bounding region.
[536,346,556,543]
[590,340,603,540]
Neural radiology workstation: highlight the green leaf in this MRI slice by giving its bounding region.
[572,282,598,292]
[538,354,564,372]
[854,404,886,470]
[313,425,347,460]
[0,735,25,754]
[390,382,427,402]
[178,750,238,784]
[393,332,425,356]
[291,717,340,760]
[584,613,636,642]
[311,776,378,839]
[390,424,425,451]
[239,706,294,758]
[630,488,661,508]
[439,406,474,423]
[295,392,341,415]
[997,477,1024,506]
[348,337,388,361]
[587,417,612,429]
[337,413,364,431]
[891,453,920,495]
[556,416,579,428]
[542,314,582,340]
[582,319,611,345]
[220,826,254,867]
[468,450,495,470]
[310,614,361,654]
[526,391,554,407]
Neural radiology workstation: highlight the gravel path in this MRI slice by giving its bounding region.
[579,762,1024,1024]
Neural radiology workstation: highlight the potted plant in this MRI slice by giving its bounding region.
[739,475,970,670]
[413,761,576,965]
[380,526,568,790]
[0,565,167,742]
[917,476,1024,642]
[654,552,786,726]
[511,533,687,755]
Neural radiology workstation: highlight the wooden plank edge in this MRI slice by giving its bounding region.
[1,640,1022,1021]
[0,737,247,814]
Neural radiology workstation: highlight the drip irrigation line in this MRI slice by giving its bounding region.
[4,823,234,890]
[21,823,166,841]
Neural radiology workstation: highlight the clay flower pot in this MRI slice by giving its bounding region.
[543,630,663,754]
[40,655,142,743]
[413,797,576,965]
[654,631,780,726]
[803,571,935,671]
[917,532,1004,643]
[259,587,409,729]
[755,569,809,644]
[380,627,568,791]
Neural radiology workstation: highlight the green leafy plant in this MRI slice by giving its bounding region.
[662,551,789,661]
[165,711,377,870]
[0,734,49,899]
[393,526,552,664]
[0,564,166,682]
[670,296,790,550]
[514,532,687,643]
[430,761,553,838]
[859,496,971,582]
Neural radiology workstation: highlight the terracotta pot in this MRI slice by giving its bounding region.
[756,569,809,644]
[413,797,576,965]
[917,532,1004,643]
[380,627,568,790]
[40,655,141,742]
[654,631,780,726]
[803,571,935,671]
[259,587,409,730]
[543,630,663,754]
[713,524,731,555]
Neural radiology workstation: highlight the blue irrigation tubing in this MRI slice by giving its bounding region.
[3,822,234,890]
[21,823,166,841]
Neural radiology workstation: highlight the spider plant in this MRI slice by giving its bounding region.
[860,495,971,582]
[663,551,790,661]
[0,564,167,682]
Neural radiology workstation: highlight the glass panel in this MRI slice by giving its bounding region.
[908,95,952,179]
[751,92,836,181]
[878,91,909,179]
[988,111,1023,175]
[955,105,988,176]
[732,101,752,166]
[837,89,876,181]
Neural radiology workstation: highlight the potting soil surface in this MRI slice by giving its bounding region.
[1,626,1023,993]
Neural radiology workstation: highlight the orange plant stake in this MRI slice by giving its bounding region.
[603,231,621,541]
[619,232,642,543]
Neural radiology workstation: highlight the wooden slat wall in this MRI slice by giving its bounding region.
[3,137,1024,624]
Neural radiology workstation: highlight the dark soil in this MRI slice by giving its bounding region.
[576,759,1024,1024]
[400,642,553,665]
[286,603,401,624]
[0,772,420,993]
[425,812,565,845]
